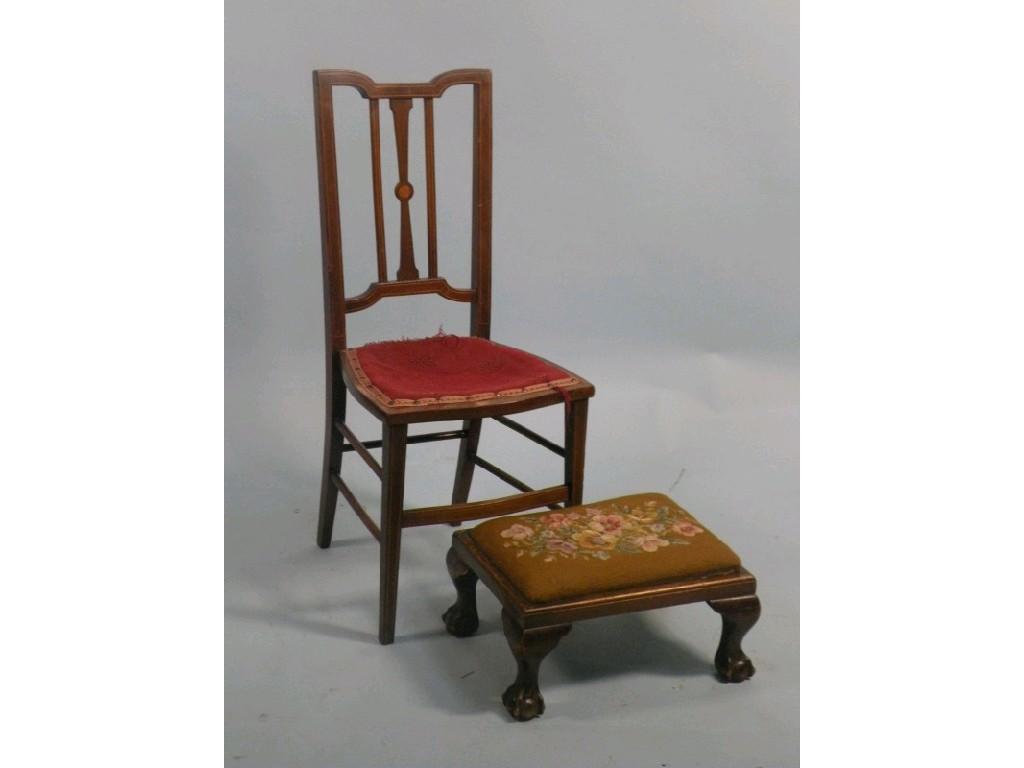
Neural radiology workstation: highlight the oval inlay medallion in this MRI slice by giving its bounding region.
[395,181,414,201]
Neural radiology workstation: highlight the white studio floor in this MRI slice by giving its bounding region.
[225,350,799,767]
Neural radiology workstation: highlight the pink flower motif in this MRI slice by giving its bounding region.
[672,520,704,537]
[541,512,571,529]
[546,539,578,555]
[588,513,624,534]
[632,534,670,552]
[500,523,534,541]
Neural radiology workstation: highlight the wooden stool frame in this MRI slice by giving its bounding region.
[444,533,761,721]
[312,69,594,644]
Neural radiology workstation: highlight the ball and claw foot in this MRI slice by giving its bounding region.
[708,594,761,684]
[442,602,479,638]
[502,680,546,722]
[716,653,756,683]
[500,610,571,722]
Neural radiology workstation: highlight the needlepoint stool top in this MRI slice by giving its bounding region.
[468,493,742,603]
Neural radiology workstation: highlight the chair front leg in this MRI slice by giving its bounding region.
[564,399,589,506]
[378,423,408,645]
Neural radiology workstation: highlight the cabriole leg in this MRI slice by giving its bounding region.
[442,547,479,637]
[708,595,761,682]
[500,610,571,722]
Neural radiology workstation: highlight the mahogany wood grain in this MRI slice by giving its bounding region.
[343,277,474,314]
[316,359,346,548]
[315,69,490,99]
[451,418,482,505]
[402,485,568,528]
[442,546,480,637]
[708,595,761,683]
[470,72,493,339]
[378,423,407,645]
[564,399,588,506]
[423,97,438,278]
[389,98,418,280]
[331,473,381,542]
[500,611,571,721]
[338,427,468,452]
[311,73,346,349]
[493,415,565,457]
[368,99,387,282]
[336,420,382,479]
[472,455,532,494]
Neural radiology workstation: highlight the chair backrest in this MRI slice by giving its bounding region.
[312,69,492,351]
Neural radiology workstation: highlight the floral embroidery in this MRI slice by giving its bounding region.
[500,523,534,542]
[498,500,706,562]
[631,533,671,552]
[672,520,704,537]
[573,529,618,550]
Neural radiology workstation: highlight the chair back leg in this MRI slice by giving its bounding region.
[317,383,346,548]
[378,423,408,644]
[451,418,482,504]
[564,399,588,506]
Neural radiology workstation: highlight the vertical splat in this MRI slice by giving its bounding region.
[368,100,387,282]
[390,98,419,280]
[424,97,438,278]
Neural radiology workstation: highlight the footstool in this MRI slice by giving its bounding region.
[441,492,760,721]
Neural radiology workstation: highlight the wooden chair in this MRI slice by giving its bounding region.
[312,69,595,644]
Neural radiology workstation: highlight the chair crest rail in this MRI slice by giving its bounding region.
[314,68,490,99]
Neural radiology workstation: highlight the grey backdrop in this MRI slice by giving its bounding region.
[226,1,798,765]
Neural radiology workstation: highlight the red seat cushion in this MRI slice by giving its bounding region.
[348,334,578,407]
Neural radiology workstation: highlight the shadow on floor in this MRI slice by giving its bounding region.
[227,602,379,644]
[392,598,717,720]
[225,594,469,647]
[553,612,714,682]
